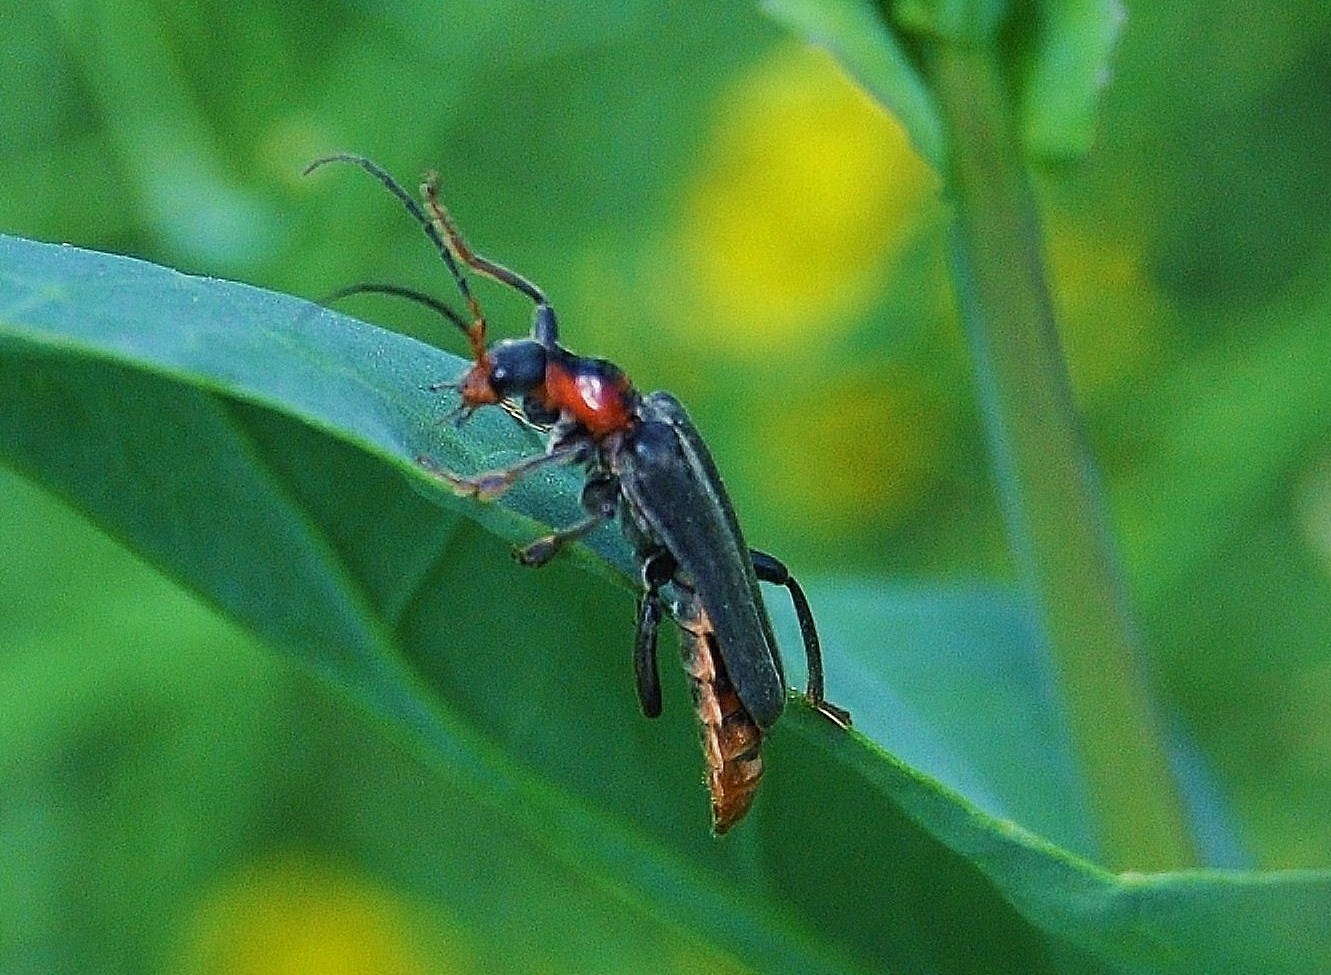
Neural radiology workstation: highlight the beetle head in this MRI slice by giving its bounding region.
[456,336,547,408]
[301,156,558,418]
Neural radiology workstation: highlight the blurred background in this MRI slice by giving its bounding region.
[3,0,1331,971]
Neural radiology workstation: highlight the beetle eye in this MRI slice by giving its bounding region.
[488,339,547,396]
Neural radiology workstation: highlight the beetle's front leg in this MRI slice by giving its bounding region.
[417,440,582,502]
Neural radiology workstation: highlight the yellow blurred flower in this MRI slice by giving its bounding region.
[747,371,950,534]
[175,854,461,975]
[659,44,937,356]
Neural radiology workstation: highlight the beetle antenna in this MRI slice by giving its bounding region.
[305,153,490,360]
[322,282,469,332]
[422,172,560,347]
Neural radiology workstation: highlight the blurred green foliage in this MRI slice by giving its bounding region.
[4,0,1331,970]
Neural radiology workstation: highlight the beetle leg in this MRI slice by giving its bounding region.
[515,515,602,566]
[635,594,664,719]
[417,439,583,502]
[633,552,675,718]
[421,171,560,351]
[750,549,852,729]
[515,473,619,567]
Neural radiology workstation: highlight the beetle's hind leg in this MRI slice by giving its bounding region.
[750,549,852,729]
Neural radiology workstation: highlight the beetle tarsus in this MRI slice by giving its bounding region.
[515,536,558,567]
[812,699,853,730]
[515,512,602,566]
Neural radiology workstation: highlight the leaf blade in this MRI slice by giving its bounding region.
[2,235,1329,973]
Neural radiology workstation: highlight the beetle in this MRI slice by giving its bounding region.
[306,154,850,832]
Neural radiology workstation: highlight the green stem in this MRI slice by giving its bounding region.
[926,42,1195,869]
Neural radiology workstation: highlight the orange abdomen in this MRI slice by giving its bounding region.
[677,608,766,834]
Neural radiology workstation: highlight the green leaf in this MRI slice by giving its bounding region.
[2,234,1329,973]
[1019,0,1127,160]
[772,582,1103,858]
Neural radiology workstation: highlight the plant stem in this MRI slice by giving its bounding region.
[926,41,1195,869]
